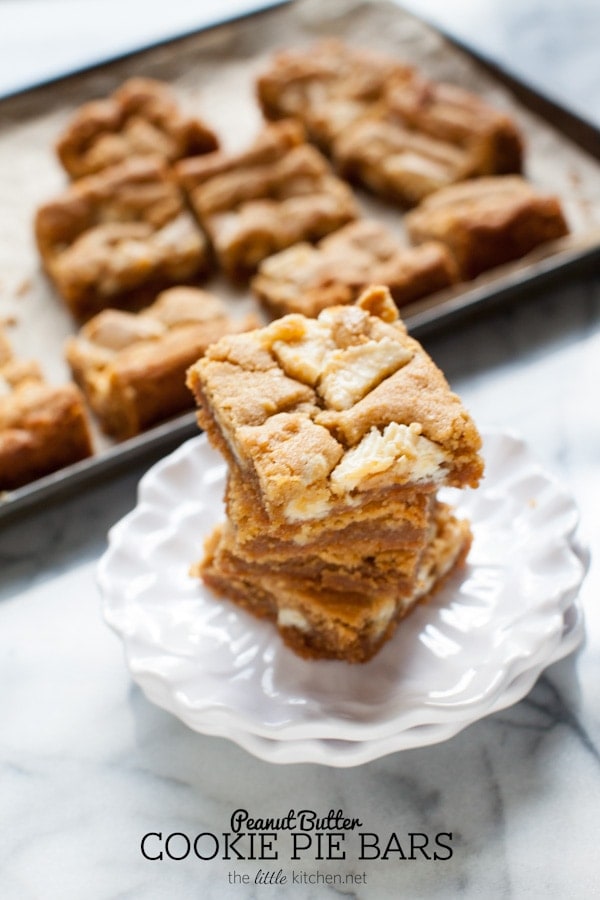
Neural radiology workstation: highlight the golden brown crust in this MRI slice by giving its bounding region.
[405,175,569,278]
[176,120,358,280]
[188,287,482,664]
[65,286,259,439]
[256,39,413,151]
[35,157,210,320]
[56,77,219,179]
[333,113,477,206]
[252,220,459,317]
[187,287,484,526]
[176,119,305,192]
[385,70,524,175]
[0,341,92,491]
[257,41,525,207]
[224,464,435,564]
[199,502,472,663]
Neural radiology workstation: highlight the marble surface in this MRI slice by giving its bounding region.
[2,2,600,898]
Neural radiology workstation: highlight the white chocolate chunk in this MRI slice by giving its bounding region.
[384,151,452,181]
[83,309,165,350]
[272,311,412,407]
[317,338,412,410]
[370,599,397,637]
[260,242,317,280]
[284,488,333,523]
[319,304,368,333]
[278,608,310,631]
[412,515,466,601]
[272,318,334,385]
[330,422,447,493]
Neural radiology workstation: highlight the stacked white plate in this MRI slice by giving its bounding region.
[98,431,587,766]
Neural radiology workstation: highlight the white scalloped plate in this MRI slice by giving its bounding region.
[99,431,587,764]
[214,601,584,766]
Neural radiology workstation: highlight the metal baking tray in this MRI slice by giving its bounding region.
[1,0,599,522]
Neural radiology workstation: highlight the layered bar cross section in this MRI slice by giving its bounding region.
[187,285,483,662]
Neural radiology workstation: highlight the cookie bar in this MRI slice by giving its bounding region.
[201,515,427,600]
[224,465,435,563]
[56,77,219,179]
[333,115,477,206]
[176,120,358,280]
[187,285,483,522]
[257,39,412,152]
[0,337,92,491]
[251,220,459,318]
[405,175,569,278]
[220,437,440,595]
[258,41,525,206]
[66,286,259,439]
[385,71,524,175]
[200,501,472,663]
[35,157,211,320]
[187,285,482,662]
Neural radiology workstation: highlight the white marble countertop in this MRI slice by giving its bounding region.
[1,2,600,898]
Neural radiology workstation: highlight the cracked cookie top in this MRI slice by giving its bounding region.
[56,77,218,179]
[187,285,483,521]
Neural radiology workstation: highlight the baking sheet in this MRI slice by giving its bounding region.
[1,0,599,520]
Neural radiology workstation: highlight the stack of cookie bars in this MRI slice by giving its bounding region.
[187,285,484,662]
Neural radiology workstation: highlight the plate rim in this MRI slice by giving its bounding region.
[98,428,588,761]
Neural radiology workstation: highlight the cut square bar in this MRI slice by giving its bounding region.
[176,120,358,281]
[56,77,219,179]
[405,175,569,278]
[66,286,259,439]
[251,220,459,318]
[333,115,477,206]
[187,285,483,528]
[385,70,524,175]
[257,39,412,152]
[35,157,211,320]
[0,335,92,491]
